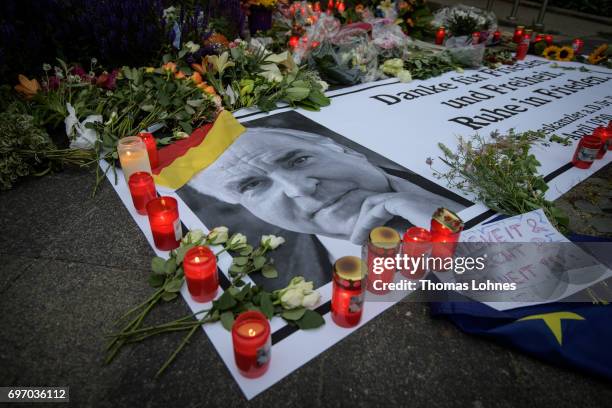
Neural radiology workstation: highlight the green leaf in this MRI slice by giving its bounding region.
[229,264,246,273]
[296,310,325,330]
[164,258,177,275]
[261,264,278,279]
[175,244,195,264]
[164,278,183,293]
[235,283,252,301]
[220,311,235,331]
[215,290,237,311]
[259,292,274,319]
[186,99,203,107]
[161,292,178,302]
[151,257,166,275]
[233,256,249,266]
[239,245,253,256]
[148,274,165,288]
[282,307,306,321]
[253,256,266,270]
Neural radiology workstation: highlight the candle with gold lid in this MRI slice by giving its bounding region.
[430,207,464,264]
[332,256,366,328]
[366,226,400,295]
[117,136,151,183]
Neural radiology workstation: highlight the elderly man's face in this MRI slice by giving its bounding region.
[190,129,391,238]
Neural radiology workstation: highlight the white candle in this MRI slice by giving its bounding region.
[117,136,152,183]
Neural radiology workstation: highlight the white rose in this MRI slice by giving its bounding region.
[182,229,204,244]
[317,80,329,92]
[261,234,285,250]
[301,291,321,308]
[228,233,247,249]
[396,70,412,83]
[280,288,304,309]
[208,226,229,245]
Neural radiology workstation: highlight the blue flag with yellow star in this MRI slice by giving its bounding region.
[430,227,612,379]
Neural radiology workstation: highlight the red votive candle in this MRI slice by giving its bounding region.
[515,34,530,60]
[332,256,365,328]
[128,172,156,215]
[435,26,446,45]
[366,226,400,295]
[139,132,159,170]
[232,311,271,378]
[572,134,603,169]
[545,34,553,45]
[401,227,432,279]
[513,26,524,43]
[183,246,218,303]
[289,35,299,48]
[607,121,612,150]
[593,127,609,159]
[572,38,584,54]
[146,196,181,250]
[430,208,464,270]
[534,34,543,43]
[472,32,481,45]
[493,30,501,43]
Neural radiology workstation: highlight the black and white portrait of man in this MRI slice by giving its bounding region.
[178,111,471,290]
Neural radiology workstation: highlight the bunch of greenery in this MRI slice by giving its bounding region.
[106,228,324,377]
[193,41,330,111]
[445,9,491,37]
[0,112,95,190]
[401,48,460,80]
[433,130,570,231]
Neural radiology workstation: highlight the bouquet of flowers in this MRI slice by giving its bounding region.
[432,4,496,38]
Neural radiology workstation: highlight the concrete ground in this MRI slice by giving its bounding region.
[1,162,611,407]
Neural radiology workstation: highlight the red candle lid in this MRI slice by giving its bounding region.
[183,246,216,278]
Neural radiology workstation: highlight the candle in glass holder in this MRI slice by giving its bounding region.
[593,127,609,159]
[401,227,432,279]
[513,26,524,43]
[545,34,553,45]
[472,32,481,45]
[128,172,156,215]
[336,0,345,12]
[138,132,159,170]
[435,26,446,45]
[289,35,299,48]
[366,226,400,295]
[232,311,271,378]
[117,136,151,183]
[183,246,218,303]
[146,196,181,250]
[314,1,321,12]
[515,34,530,60]
[430,208,464,270]
[572,38,584,54]
[572,134,602,169]
[331,256,365,328]
[534,33,543,43]
[492,30,501,43]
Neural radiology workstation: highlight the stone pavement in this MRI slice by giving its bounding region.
[1,162,611,407]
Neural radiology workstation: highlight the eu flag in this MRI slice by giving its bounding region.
[430,233,612,380]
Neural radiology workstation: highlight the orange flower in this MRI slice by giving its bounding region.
[162,62,177,73]
[204,33,230,49]
[15,74,41,99]
[197,82,217,95]
[174,71,186,79]
[355,4,364,13]
[190,71,203,84]
[406,18,414,27]
[191,57,208,75]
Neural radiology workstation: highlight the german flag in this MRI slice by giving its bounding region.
[152,111,245,190]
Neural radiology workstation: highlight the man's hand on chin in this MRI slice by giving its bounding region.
[349,192,431,244]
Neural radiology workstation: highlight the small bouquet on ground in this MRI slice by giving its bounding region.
[433,4,496,39]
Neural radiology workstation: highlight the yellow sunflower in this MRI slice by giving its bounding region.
[588,44,608,65]
[542,45,560,60]
[557,46,575,61]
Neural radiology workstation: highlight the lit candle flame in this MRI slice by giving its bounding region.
[194,256,201,263]
[248,328,256,337]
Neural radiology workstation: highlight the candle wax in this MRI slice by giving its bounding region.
[120,150,151,183]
